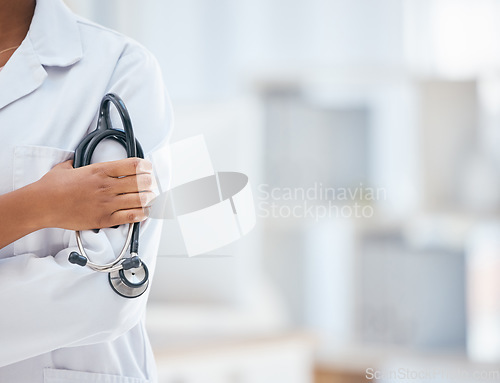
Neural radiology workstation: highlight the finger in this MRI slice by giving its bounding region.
[98,158,152,178]
[108,207,150,227]
[113,174,154,194]
[113,191,156,210]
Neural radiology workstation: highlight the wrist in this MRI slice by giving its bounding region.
[23,180,55,230]
[0,179,57,249]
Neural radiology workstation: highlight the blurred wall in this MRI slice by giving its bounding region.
[65,0,406,101]
[62,0,500,376]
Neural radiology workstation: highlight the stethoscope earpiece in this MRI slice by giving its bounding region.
[69,251,88,267]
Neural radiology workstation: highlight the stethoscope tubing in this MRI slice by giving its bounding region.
[75,223,134,273]
[73,93,147,284]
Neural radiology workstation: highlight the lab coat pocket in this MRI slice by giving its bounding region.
[44,368,149,383]
[13,145,73,257]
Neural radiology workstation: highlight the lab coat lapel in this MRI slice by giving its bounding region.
[0,0,82,111]
[0,41,47,111]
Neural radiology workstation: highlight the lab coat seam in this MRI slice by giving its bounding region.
[75,18,129,40]
[116,50,155,69]
[75,19,152,68]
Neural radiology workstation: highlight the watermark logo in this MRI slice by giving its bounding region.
[365,367,500,382]
[257,183,386,220]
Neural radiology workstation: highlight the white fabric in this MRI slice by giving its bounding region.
[0,0,173,382]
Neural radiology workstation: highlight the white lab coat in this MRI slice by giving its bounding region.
[0,0,172,382]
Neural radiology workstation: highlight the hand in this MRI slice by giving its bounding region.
[36,158,156,231]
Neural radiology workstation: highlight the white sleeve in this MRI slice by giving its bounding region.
[0,47,172,368]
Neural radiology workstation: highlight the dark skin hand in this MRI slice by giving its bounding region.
[0,1,156,249]
[38,158,156,231]
[0,158,156,249]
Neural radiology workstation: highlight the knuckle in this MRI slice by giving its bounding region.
[139,193,149,207]
[139,192,155,207]
[96,215,107,229]
[130,158,141,172]
[91,164,106,176]
[97,181,113,193]
[143,175,153,189]
[127,211,137,222]
[142,193,153,207]
[97,206,116,226]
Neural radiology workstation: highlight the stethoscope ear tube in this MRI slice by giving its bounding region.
[69,93,149,299]
[73,94,144,168]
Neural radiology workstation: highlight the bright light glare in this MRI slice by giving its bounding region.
[432,0,500,77]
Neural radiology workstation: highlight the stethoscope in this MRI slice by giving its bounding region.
[68,93,149,299]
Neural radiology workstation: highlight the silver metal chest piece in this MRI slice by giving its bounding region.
[108,263,149,299]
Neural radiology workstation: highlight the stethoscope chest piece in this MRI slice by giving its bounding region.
[108,262,149,299]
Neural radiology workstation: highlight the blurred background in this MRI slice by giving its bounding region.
[65,0,500,382]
